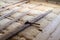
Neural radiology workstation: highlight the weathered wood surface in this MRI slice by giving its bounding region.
[0,7,20,20]
[0,1,27,12]
[48,24,60,40]
[0,8,52,40]
[0,1,60,40]
[33,14,60,40]
[0,0,26,9]
[0,3,41,31]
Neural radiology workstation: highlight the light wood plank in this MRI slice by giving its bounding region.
[48,24,60,40]
[33,14,60,40]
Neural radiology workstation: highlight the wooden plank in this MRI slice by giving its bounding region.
[0,22,22,40]
[0,1,27,12]
[48,24,60,40]
[33,14,60,40]
[0,7,20,20]
[0,9,52,40]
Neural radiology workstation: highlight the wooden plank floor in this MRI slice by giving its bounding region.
[0,1,60,40]
[33,14,60,40]
[31,1,60,40]
[9,1,60,40]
